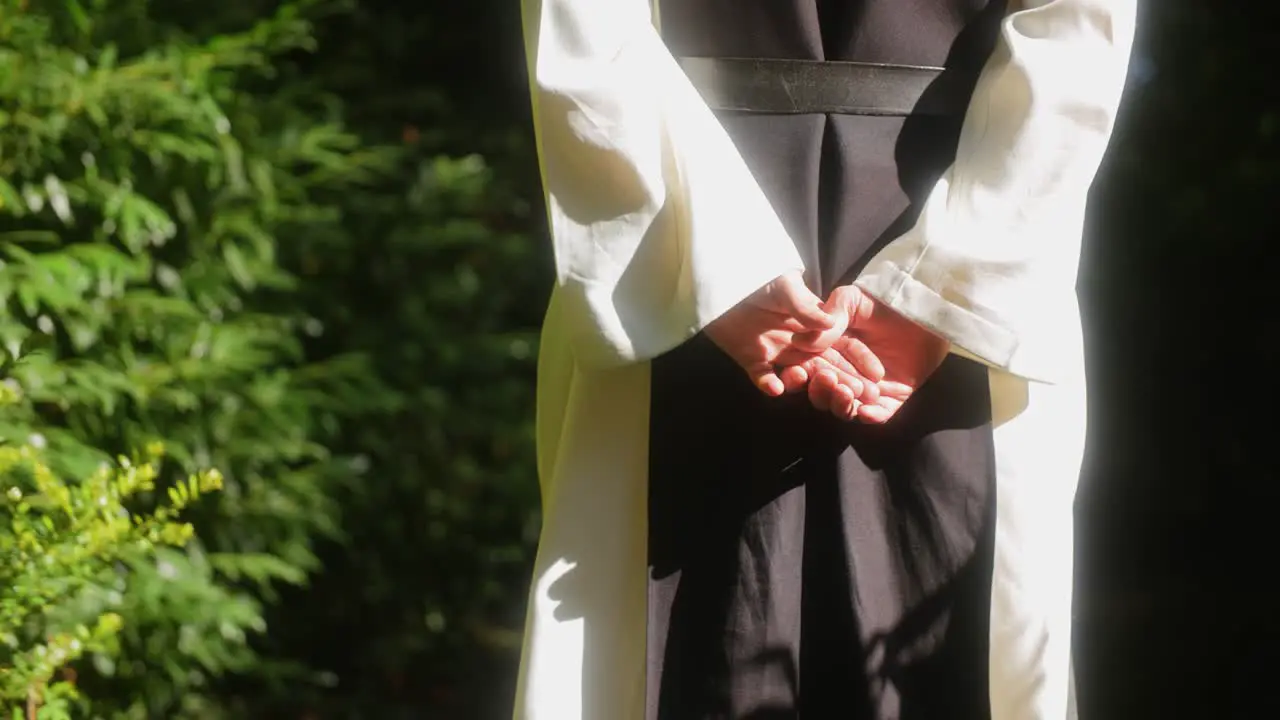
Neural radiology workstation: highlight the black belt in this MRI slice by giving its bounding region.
[676,57,968,117]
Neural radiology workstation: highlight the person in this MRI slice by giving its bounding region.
[514,1,1136,718]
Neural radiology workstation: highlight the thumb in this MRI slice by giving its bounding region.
[825,284,876,329]
[763,272,835,331]
[793,284,870,352]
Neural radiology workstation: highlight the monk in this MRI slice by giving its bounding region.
[515,1,1136,718]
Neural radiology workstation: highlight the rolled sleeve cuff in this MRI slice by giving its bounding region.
[855,261,1060,385]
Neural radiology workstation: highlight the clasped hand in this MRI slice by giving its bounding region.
[704,272,949,423]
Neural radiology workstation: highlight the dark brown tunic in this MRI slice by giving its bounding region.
[647,2,1009,718]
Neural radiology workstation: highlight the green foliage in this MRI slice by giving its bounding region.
[0,0,389,715]
[0,403,222,719]
[3,0,546,715]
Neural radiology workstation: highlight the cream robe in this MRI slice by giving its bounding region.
[515,1,1137,718]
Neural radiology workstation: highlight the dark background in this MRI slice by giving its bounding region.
[1072,4,1279,718]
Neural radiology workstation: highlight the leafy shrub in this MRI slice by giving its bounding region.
[0,1,385,714]
[0,375,222,719]
[3,0,548,716]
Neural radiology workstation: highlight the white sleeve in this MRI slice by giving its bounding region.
[523,0,805,368]
[853,0,1138,383]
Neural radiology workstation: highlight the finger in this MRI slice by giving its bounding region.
[830,382,858,421]
[791,288,855,352]
[824,283,876,330]
[809,368,858,421]
[770,273,835,331]
[859,389,906,422]
[876,381,914,401]
[791,320,848,354]
[778,316,813,333]
[860,394,901,422]
[830,336,885,383]
[857,402,896,424]
[779,364,809,394]
[806,355,866,402]
[773,350,827,394]
[747,362,786,397]
[813,353,879,405]
[847,286,876,329]
[808,369,839,412]
[791,285,875,353]
[823,284,872,331]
